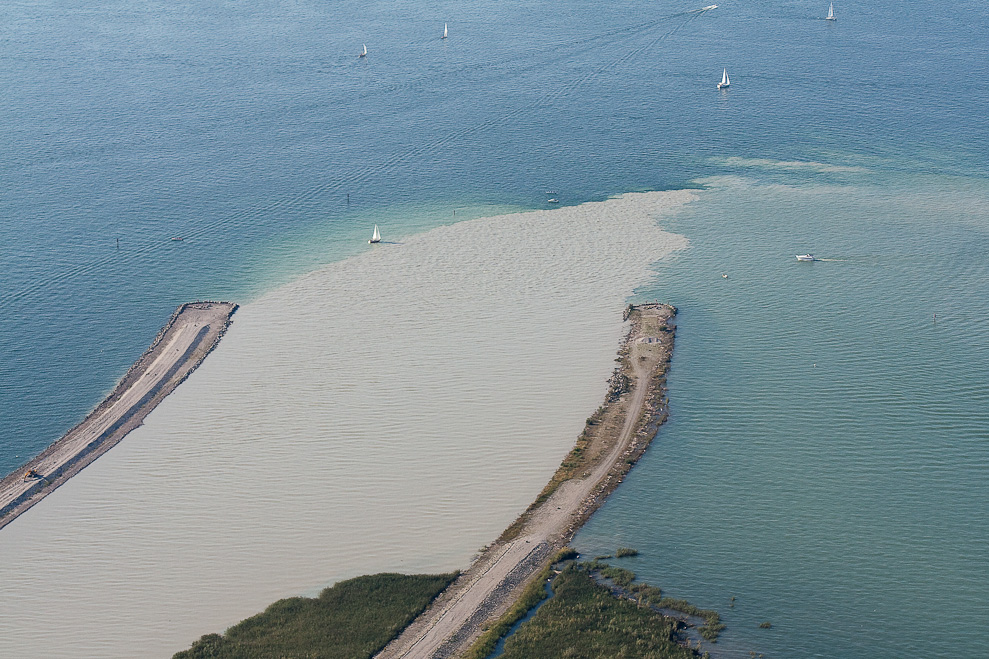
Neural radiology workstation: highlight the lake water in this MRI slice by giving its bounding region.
[1,0,987,657]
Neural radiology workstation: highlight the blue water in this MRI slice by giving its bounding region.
[2,0,987,656]
[577,171,989,658]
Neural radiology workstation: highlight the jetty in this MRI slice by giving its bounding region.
[0,301,237,531]
[376,302,677,659]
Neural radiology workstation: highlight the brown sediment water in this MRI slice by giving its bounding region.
[0,192,691,658]
[377,302,677,659]
[0,301,237,531]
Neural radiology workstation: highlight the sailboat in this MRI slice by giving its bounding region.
[442,23,448,39]
[368,225,381,244]
[825,2,836,20]
[717,68,730,89]
[359,43,367,58]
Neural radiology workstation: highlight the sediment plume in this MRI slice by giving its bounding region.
[0,192,691,658]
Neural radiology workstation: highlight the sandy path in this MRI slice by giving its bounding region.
[0,302,237,530]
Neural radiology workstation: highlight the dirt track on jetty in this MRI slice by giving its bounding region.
[377,302,676,659]
[0,301,237,531]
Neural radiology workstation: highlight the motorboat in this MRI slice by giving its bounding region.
[796,254,816,261]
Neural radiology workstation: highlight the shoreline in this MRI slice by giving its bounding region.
[376,302,677,659]
[0,301,238,531]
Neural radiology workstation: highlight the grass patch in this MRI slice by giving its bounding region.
[600,565,636,588]
[615,547,639,558]
[584,561,726,643]
[498,565,695,659]
[759,621,772,629]
[465,549,574,659]
[173,572,456,659]
[555,547,579,562]
[651,596,726,641]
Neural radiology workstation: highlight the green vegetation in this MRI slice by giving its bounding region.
[498,565,695,659]
[600,565,636,587]
[615,546,639,558]
[467,555,723,659]
[465,549,577,659]
[588,564,725,642]
[759,621,772,629]
[173,572,456,659]
[555,547,579,561]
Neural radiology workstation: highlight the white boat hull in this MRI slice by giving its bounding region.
[796,254,815,261]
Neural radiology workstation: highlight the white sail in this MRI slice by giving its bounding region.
[443,23,448,39]
[370,225,381,243]
[360,43,367,57]
[826,3,835,20]
[718,68,730,88]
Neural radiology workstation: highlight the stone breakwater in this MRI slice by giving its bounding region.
[0,301,237,531]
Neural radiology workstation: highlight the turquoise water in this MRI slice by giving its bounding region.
[2,0,988,656]
[576,171,989,657]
